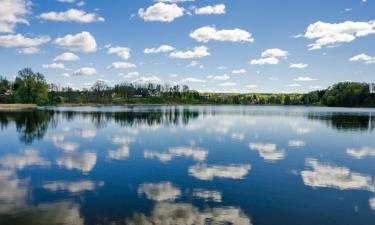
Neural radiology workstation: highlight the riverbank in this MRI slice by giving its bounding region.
[0,104,37,109]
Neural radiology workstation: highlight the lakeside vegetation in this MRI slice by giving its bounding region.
[1,68,374,107]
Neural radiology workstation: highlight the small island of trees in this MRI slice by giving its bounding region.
[0,68,374,107]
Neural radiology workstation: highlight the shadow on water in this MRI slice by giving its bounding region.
[1,107,374,144]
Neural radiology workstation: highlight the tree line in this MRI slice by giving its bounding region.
[1,68,374,107]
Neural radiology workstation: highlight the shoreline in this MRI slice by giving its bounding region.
[0,104,37,109]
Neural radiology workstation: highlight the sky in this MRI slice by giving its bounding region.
[0,0,374,93]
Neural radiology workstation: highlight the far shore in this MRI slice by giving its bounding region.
[0,104,37,109]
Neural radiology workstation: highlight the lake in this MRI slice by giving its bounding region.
[0,106,374,225]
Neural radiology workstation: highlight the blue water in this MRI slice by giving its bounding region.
[0,106,374,225]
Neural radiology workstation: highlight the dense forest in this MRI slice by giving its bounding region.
[0,68,374,107]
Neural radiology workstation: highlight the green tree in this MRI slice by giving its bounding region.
[14,68,48,105]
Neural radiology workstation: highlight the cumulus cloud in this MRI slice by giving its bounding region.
[107,46,131,60]
[56,152,97,172]
[108,61,136,69]
[0,0,30,33]
[193,189,222,202]
[188,164,251,180]
[73,67,96,75]
[125,203,252,225]
[121,71,139,78]
[144,45,175,54]
[43,180,103,193]
[138,182,181,201]
[133,76,161,83]
[232,69,246,74]
[54,31,97,52]
[213,74,230,81]
[288,140,306,147]
[17,47,39,54]
[54,52,80,61]
[303,20,375,50]
[144,147,208,162]
[293,76,316,82]
[42,63,65,69]
[170,46,210,59]
[190,26,254,43]
[346,146,375,159]
[108,145,129,160]
[0,148,50,169]
[219,82,236,87]
[301,158,375,192]
[290,63,308,69]
[195,4,225,15]
[0,34,50,48]
[181,77,206,83]
[39,9,104,23]
[250,48,288,65]
[54,141,79,152]
[138,2,184,22]
[349,54,375,64]
[249,143,285,161]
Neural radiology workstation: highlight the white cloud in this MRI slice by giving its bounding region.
[0,148,50,169]
[107,46,131,60]
[74,67,96,76]
[193,189,222,202]
[290,63,308,69]
[108,61,136,69]
[293,76,316,82]
[350,54,375,64]
[56,152,97,172]
[181,77,206,83]
[232,69,246,74]
[125,203,252,225]
[43,180,103,193]
[57,0,76,2]
[195,4,225,15]
[144,44,175,54]
[54,141,79,152]
[250,57,279,65]
[250,48,288,65]
[245,84,257,88]
[261,48,288,58]
[170,46,210,59]
[54,31,97,52]
[288,140,306,147]
[156,0,194,3]
[0,34,50,48]
[39,9,104,23]
[304,20,375,50]
[54,52,80,62]
[138,182,181,201]
[133,76,161,83]
[121,71,139,78]
[346,146,375,159]
[214,74,230,81]
[111,135,135,145]
[249,143,285,161]
[74,128,96,138]
[108,145,129,160]
[0,0,30,33]
[301,159,375,192]
[42,63,65,69]
[190,26,254,43]
[144,147,208,162]
[144,151,173,162]
[17,47,39,54]
[189,164,251,180]
[138,2,184,22]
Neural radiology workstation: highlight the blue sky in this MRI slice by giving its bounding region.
[0,0,374,93]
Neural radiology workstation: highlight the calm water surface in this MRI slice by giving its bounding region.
[0,106,374,225]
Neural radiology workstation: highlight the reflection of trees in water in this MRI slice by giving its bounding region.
[0,110,56,144]
[307,112,375,131]
[55,108,200,129]
[0,108,200,143]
